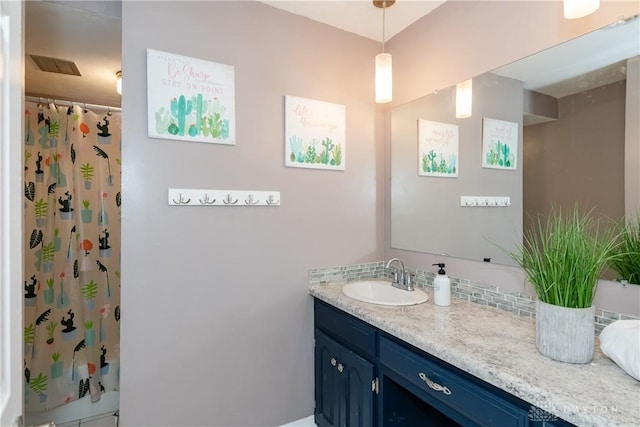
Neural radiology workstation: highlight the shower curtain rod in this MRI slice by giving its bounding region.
[25,96,122,113]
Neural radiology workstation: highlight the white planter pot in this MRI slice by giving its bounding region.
[536,300,595,364]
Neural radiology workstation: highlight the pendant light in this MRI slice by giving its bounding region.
[456,79,472,119]
[374,0,395,103]
[116,70,122,95]
[563,0,600,19]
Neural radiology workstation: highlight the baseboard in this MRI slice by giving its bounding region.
[279,415,315,426]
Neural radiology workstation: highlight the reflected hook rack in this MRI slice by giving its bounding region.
[460,196,510,207]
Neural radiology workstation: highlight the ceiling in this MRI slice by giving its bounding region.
[24,0,443,108]
[25,0,122,107]
[24,1,639,109]
[259,0,445,42]
[492,14,640,99]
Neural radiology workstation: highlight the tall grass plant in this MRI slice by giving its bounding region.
[509,206,620,308]
[608,215,640,284]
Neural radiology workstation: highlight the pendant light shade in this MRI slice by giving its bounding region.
[374,0,395,103]
[456,79,472,119]
[375,52,392,103]
[563,0,600,19]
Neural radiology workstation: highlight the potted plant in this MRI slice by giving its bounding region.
[80,162,94,189]
[41,242,55,273]
[84,320,95,345]
[81,199,92,223]
[50,351,63,379]
[96,115,111,144]
[34,197,47,227]
[53,228,61,252]
[82,279,98,310]
[44,277,54,304]
[608,215,640,285]
[46,321,57,345]
[507,206,619,363]
[58,190,74,220]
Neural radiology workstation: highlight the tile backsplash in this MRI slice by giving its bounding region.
[309,261,387,285]
[309,261,639,335]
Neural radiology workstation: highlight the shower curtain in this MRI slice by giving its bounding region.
[23,102,121,412]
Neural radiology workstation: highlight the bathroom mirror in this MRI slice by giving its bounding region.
[391,16,640,270]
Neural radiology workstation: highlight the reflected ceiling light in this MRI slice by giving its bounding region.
[116,70,122,95]
[374,0,394,103]
[563,0,600,19]
[456,79,472,119]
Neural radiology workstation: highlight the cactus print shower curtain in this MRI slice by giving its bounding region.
[23,102,121,412]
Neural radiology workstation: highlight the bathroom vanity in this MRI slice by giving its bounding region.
[310,282,640,427]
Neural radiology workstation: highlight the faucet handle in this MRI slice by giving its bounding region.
[405,272,412,286]
[405,272,415,290]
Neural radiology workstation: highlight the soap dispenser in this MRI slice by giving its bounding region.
[432,263,451,307]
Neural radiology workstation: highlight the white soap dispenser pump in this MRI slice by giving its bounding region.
[433,263,451,307]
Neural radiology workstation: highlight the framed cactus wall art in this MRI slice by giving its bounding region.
[284,95,346,171]
[482,117,518,170]
[418,119,459,177]
[147,49,235,145]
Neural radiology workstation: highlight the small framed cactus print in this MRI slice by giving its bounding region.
[482,118,518,170]
[284,95,346,171]
[147,49,235,145]
[418,119,459,178]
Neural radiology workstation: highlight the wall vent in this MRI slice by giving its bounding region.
[30,55,81,76]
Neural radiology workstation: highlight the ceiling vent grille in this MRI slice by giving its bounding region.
[30,55,81,76]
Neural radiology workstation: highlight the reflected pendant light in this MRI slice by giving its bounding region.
[116,70,122,95]
[456,79,472,119]
[563,0,600,19]
[374,0,395,103]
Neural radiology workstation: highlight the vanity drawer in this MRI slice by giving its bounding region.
[314,299,376,360]
[380,336,528,427]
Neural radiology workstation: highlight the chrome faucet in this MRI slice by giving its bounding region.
[385,258,414,291]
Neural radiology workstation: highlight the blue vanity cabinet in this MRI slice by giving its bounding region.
[314,300,376,427]
[313,299,575,427]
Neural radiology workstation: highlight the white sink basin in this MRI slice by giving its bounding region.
[342,280,429,306]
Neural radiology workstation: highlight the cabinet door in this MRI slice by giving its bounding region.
[342,347,375,427]
[315,329,375,427]
[315,330,342,427]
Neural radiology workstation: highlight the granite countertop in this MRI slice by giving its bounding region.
[309,281,640,427]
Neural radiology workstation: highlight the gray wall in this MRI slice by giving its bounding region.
[120,2,383,425]
[523,81,626,229]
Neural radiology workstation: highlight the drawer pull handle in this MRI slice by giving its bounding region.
[419,372,452,395]
[337,363,344,373]
[330,358,337,367]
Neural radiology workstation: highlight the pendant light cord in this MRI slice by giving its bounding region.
[382,1,386,53]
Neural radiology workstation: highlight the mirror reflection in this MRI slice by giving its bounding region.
[391,16,639,273]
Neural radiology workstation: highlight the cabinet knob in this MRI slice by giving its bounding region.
[337,363,344,373]
[330,357,337,367]
[419,372,451,395]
